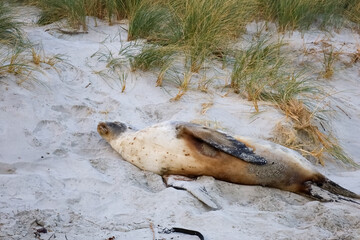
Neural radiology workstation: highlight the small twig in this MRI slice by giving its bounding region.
[83,219,102,228]
[47,28,88,35]
[65,234,69,240]
[149,223,155,240]
[119,25,128,32]
[85,82,91,88]
[47,233,55,240]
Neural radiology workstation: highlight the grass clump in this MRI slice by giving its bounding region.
[0,2,30,77]
[0,2,23,46]
[34,0,143,29]
[129,45,177,72]
[345,1,360,24]
[230,33,353,166]
[91,45,132,92]
[36,0,87,30]
[257,0,360,31]
[85,0,142,25]
[128,0,256,72]
[273,99,354,166]
[231,35,287,111]
[127,1,176,42]
[172,0,255,72]
[321,46,340,79]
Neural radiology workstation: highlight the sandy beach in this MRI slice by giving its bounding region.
[1,5,360,240]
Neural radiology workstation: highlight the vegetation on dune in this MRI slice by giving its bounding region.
[346,1,360,24]
[229,33,353,165]
[129,45,177,72]
[0,2,23,46]
[231,35,287,111]
[258,0,360,31]
[36,0,87,30]
[32,0,143,29]
[0,2,29,77]
[128,0,256,72]
[127,1,177,42]
[27,0,360,31]
[273,99,354,166]
[0,2,65,81]
[11,0,359,165]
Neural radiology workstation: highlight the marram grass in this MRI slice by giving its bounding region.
[128,0,256,72]
[257,0,360,31]
[0,2,23,46]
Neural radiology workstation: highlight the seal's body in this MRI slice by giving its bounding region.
[97,121,360,200]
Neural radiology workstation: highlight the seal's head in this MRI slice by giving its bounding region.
[97,121,128,143]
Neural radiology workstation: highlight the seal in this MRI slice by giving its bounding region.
[97,121,360,203]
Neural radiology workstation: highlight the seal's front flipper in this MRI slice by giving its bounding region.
[163,175,220,210]
[175,123,267,165]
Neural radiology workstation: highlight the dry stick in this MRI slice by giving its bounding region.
[44,28,89,35]
[47,233,55,240]
[119,26,128,32]
[149,223,155,240]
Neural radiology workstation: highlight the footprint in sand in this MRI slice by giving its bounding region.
[51,104,94,123]
[29,120,67,148]
[136,103,183,123]
[0,162,16,174]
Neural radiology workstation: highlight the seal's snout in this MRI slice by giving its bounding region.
[97,122,109,136]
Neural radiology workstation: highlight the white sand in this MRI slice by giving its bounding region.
[0,6,360,240]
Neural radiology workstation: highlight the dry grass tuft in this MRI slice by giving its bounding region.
[321,45,340,79]
[273,99,355,166]
[31,48,41,65]
[351,45,360,63]
[201,102,213,115]
[171,71,193,101]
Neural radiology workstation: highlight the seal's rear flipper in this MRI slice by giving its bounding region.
[320,178,360,199]
[304,181,360,206]
[163,175,220,210]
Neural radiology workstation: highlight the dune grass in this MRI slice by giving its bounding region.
[229,32,354,165]
[321,45,341,79]
[27,0,360,32]
[0,1,64,80]
[129,45,177,72]
[16,0,356,166]
[91,46,132,92]
[127,0,256,72]
[273,99,354,166]
[0,2,23,46]
[0,2,29,77]
[33,0,143,29]
[127,1,176,42]
[346,1,360,24]
[85,0,142,25]
[230,35,289,111]
[257,0,360,31]
[36,0,87,30]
